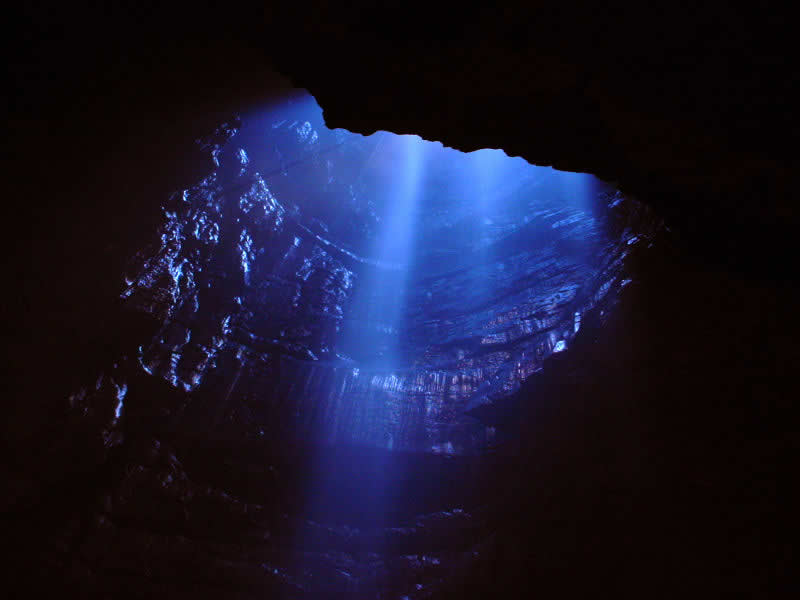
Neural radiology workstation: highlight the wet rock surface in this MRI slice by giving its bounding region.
[111,99,658,456]
[7,6,800,597]
[9,224,797,598]
[7,100,666,597]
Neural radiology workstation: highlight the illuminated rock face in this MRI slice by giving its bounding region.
[119,93,658,454]
[8,8,799,597]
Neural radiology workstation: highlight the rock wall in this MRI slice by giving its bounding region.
[7,4,799,598]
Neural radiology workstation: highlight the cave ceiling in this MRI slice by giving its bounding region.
[13,3,798,276]
[6,4,799,597]
[262,4,797,274]
[10,3,797,403]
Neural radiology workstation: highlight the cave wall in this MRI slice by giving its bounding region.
[7,3,799,598]
[10,3,799,402]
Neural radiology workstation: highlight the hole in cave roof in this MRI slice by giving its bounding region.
[122,91,656,455]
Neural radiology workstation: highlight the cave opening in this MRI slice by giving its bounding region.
[9,6,798,597]
[122,91,655,458]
